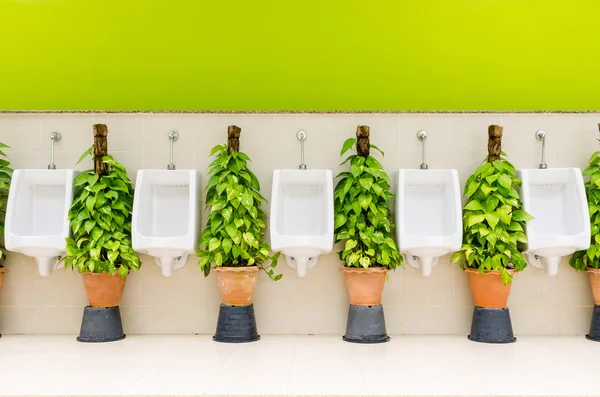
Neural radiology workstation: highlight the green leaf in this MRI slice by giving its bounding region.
[241,192,253,210]
[512,209,534,222]
[498,174,513,190]
[350,163,363,178]
[84,220,96,234]
[340,138,356,156]
[77,146,93,165]
[226,224,237,239]
[359,257,370,268]
[485,195,500,213]
[334,213,347,229]
[369,144,384,156]
[480,183,495,196]
[486,213,500,229]
[464,200,485,212]
[208,238,221,252]
[466,180,480,198]
[496,206,512,225]
[359,177,373,191]
[209,144,225,156]
[345,240,358,251]
[358,194,372,209]
[222,238,233,254]
[467,214,486,227]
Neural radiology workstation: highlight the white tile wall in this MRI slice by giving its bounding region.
[0,112,598,335]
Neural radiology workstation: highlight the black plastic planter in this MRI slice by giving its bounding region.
[586,304,600,342]
[468,306,516,343]
[77,306,126,343]
[213,303,260,343]
[343,304,390,343]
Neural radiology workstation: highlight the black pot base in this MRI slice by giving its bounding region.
[586,304,600,342]
[214,303,260,343]
[77,306,126,343]
[343,304,390,343]
[468,306,516,344]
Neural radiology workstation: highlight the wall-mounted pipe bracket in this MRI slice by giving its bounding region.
[48,131,62,170]
[536,130,548,169]
[297,130,307,170]
[417,130,428,170]
[167,130,179,170]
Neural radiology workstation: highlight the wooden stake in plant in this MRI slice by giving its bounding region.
[93,124,108,176]
[487,125,503,163]
[227,125,241,155]
[356,125,370,158]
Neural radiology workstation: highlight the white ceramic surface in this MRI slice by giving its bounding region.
[5,169,77,276]
[270,169,334,277]
[519,167,590,276]
[132,169,200,277]
[397,169,462,276]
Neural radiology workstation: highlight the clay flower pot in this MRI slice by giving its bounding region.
[81,272,127,308]
[215,266,259,306]
[0,267,7,288]
[587,268,600,305]
[340,267,387,306]
[466,268,515,308]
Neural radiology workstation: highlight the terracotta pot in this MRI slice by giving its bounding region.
[340,266,387,306]
[0,267,7,288]
[81,272,127,308]
[587,268,600,305]
[215,266,259,306]
[466,268,515,309]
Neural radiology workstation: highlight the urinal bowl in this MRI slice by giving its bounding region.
[5,169,77,277]
[519,168,590,276]
[397,169,462,277]
[132,169,200,277]
[270,169,334,277]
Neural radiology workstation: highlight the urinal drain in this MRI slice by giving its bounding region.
[152,184,189,188]
[34,184,65,188]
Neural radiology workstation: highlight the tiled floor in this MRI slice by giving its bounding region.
[0,334,599,396]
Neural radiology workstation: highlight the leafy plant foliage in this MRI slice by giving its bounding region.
[0,142,12,265]
[570,151,600,270]
[62,147,141,277]
[451,155,532,285]
[197,144,281,280]
[333,138,402,269]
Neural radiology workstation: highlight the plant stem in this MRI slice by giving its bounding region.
[227,125,241,154]
[93,124,108,176]
[487,124,503,163]
[356,125,370,158]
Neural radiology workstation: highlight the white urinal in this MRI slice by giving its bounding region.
[397,169,462,276]
[132,169,200,277]
[270,169,334,277]
[519,168,590,276]
[5,169,78,277]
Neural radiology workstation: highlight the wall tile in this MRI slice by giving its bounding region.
[40,114,95,152]
[0,114,43,151]
[0,112,599,336]
[92,114,144,151]
[0,307,36,334]
[34,306,82,334]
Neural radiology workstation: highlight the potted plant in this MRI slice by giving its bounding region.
[569,123,600,342]
[62,124,141,342]
[450,125,532,343]
[0,142,11,290]
[334,125,402,343]
[197,126,280,343]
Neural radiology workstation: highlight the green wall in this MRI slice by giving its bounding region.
[1,0,599,111]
